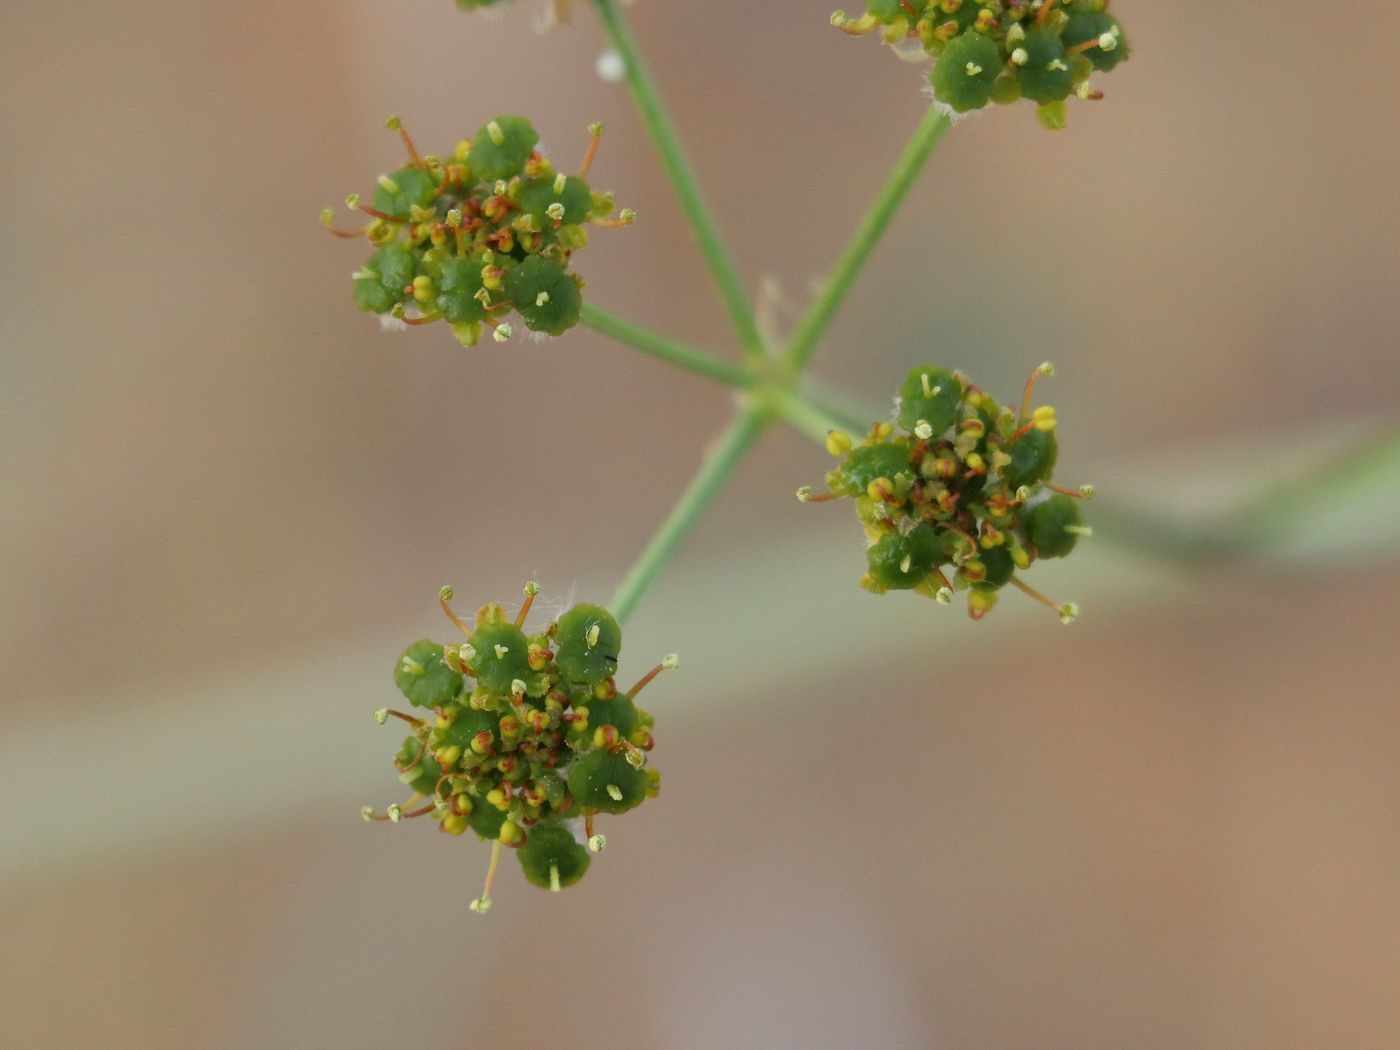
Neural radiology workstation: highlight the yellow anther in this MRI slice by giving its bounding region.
[825,430,853,457]
[441,814,468,835]
[376,174,400,195]
[486,120,505,146]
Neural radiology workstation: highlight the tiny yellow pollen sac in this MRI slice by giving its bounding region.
[411,275,434,303]
[535,291,550,307]
[826,430,853,457]
[605,784,623,802]
[586,623,601,649]
[376,174,400,195]
[486,120,505,146]
[441,814,468,836]
[796,485,814,503]
[965,61,983,76]
[553,173,568,194]
[494,644,509,659]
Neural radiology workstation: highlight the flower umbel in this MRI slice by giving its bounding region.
[363,583,670,911]
[832,0,1131,128]
[801,363,1090,622]
[324,117,633,346]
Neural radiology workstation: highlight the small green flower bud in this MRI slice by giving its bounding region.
[517,823,591,891]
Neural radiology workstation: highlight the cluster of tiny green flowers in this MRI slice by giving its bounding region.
[363,584,670,910]
[323,116,634,347]
[833,0,1130,128]
[800,364,1092,622]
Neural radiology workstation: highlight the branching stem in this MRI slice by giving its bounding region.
[591,0,768,364]
[783,108,952,372]
[608,408,769,625]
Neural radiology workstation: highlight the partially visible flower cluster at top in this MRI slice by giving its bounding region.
[833,0,1130,129]
[800,364,1092,622]
[363,584,670,912]
[322,116,634,347]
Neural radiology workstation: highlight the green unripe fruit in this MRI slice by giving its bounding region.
[838,442,912,494]
[468,622,531,694]
[396,736,443,796]
[517,175,594,228]
[930,32,1004,113]
[503,255,582,336]
[434,256,488,325]
[354,243,416,314]
[431,704,499,752]
[1063,11,1129,72]
[517,823,591,890]
[568,750,648,814]
[467,116,539,182]
[978,544,1016,589]
[587,695,639,737]
[394,640,464,708]
[897,366,962,436]
[866,523,942,590]
[467,792,508,839]
[1003,428,1058,489]
[371,165,439,218]
[554,603,622,685]
[1016,28,1073,104]
[1025,493,1083,559]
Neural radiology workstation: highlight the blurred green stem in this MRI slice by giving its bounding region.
[591,0,767,364]
[608,408,770,624]
[581,303,755,389]
[783,109,953,372]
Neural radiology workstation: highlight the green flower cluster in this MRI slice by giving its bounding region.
[323,116,633,347]
[800,364,1091,622]
[833,0,1130,128]
[364,584,670,910]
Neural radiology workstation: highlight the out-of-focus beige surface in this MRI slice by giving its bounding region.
[2,1,1398,1048]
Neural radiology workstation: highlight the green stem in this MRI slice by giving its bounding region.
[783,109,952,372]
[580,302,755,390]
[609,408,769,625]
[591,0,767,363]
[773,389,853,446]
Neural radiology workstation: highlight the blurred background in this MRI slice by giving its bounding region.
[3,0,1399,1047]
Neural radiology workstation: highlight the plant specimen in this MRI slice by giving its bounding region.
[329,0,1132,909]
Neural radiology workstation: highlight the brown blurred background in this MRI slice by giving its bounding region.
[3,1,1399,1047]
